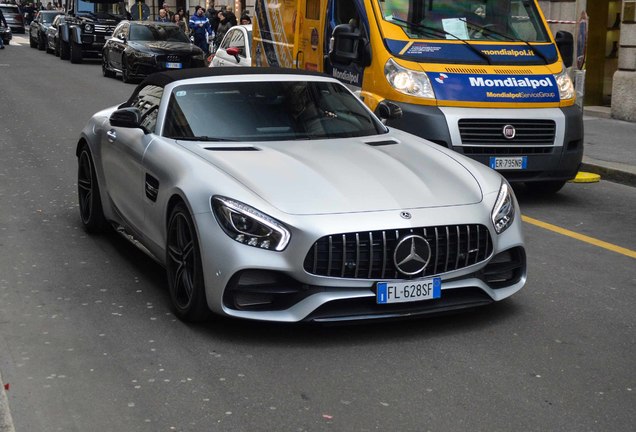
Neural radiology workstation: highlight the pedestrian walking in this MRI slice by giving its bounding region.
[173,12,187,35]
[214,11,231,49]
[189,6,212,53]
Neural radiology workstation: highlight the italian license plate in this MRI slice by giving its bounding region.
[489,156,528,170]
[376,277,441,304]
[166,62,183,69]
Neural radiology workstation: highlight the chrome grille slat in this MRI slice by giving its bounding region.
[304,225,493,280]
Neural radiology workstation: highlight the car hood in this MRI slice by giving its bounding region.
[129,41,199,54]
[184,132,483,215]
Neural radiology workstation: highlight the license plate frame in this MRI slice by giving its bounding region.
[489,156,528,170]
[376,277,442,304]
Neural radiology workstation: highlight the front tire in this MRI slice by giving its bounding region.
[70,40,82,64]
[121,58,134,83]
[29,32,37,48]
[166,203,211,322]
[77,145,106,233]
[59,39,69,60]
[102,55,116,78]
[37,32,46,50]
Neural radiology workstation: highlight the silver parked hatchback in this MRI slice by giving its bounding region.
[76,68,526,323]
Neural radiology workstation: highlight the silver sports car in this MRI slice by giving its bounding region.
[77,68,526,323]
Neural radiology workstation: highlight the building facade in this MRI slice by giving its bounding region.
[539,0,636,121]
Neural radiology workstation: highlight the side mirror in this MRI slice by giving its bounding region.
[555,31,573,68]
[226,46,240,62]
[376,101,403,120]
[328,23,361,66]
[110,108,143,129]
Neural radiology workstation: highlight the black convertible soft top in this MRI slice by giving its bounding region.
[124,67,331,107]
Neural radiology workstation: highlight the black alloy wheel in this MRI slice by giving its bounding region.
[77,146,106,233]
[166,203,211,322]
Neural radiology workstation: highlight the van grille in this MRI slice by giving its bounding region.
[458,119,556,146]
[304,224,493,280]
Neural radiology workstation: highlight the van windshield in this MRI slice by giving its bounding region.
[378,0,550,42]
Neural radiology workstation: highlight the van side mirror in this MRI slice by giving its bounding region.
[555,31,573,68]
[376,101,403,120]
[329,23,363,66]
[110,108,143,129]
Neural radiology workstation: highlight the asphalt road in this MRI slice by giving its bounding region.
[1,36,635,432]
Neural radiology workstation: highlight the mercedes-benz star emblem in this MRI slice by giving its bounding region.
[400,211,411,219]
[503,124,516,140]
[393,235,431,276]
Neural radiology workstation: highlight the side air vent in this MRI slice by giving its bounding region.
[365,140,399,147]
[205,147,261,151]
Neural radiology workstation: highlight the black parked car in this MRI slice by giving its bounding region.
[102,21,205,83]
[29,10,63,50]
[45,14,64,55]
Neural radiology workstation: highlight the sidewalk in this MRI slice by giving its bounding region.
[0,372,14,432]
[581,107,636,187]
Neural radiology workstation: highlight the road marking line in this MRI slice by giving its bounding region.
[522,215,636,259]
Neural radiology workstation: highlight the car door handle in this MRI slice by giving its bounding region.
[106,129,117,142]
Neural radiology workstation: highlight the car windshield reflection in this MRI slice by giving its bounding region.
[163,81,388,141]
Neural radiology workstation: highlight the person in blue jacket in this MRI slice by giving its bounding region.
[189,5,212,53]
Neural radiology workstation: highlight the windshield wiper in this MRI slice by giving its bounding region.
[458,18,549,65]
[391,17,491,65]
[173,136,236,142]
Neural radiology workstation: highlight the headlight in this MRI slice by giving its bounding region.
[555,68,575,101]
[491,181,515,234]
[384,58,435,99]
[212,196,291,251]
[84,24,93,33]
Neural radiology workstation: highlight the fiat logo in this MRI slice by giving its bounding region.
[502,124,516,140]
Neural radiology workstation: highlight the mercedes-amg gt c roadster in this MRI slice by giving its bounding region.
[76,68,526,323]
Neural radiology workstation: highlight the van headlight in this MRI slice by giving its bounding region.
[212,196,290,251]
[555,68,575,101]
[491,182,515,234]
[385,58,435,99]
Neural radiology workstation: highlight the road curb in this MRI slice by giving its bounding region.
[0,372,15,432]
[581,158,636,188]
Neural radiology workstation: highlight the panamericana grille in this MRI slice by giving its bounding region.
[304,224,493,280]
[458,119,556,146]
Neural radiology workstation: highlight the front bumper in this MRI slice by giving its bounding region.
[194,200,526,323]
[382,103,584,183]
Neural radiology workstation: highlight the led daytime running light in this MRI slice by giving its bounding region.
[491,182,515,234]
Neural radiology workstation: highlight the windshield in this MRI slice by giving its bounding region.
[378,0,550,42]
[41,12,61,23]
[163,81,387,141]
[129,24,190,42]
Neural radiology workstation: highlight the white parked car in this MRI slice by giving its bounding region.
[210,24,251,67]
[76,68,526,323]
